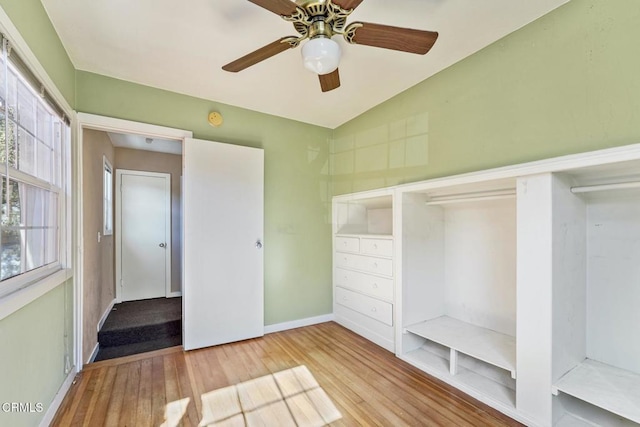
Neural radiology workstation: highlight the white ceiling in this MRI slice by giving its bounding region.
[41,0,569,129]
[108,132,182,155]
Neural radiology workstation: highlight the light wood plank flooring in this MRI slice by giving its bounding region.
[53,322,522,426]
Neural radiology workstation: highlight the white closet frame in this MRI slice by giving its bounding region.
[347,142,640,427]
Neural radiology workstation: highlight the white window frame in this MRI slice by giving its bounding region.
[103,156,113,236]
[0,28,73,311]
[0,72,70,298]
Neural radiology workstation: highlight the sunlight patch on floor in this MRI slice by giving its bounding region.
[199,365,342,426]
[161,397,191,427]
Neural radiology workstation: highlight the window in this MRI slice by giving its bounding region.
[0,37,70,297]
[103,156,113,235]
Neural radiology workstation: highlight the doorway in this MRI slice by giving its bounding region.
[116,169,171,302]
[77,114,191,365]
[76,114,265,367]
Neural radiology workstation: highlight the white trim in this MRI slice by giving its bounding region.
[77,113,192,140]
[571,180,640,194]
[97,298,116,332]
[168,291,182,298]
[264,314,334,334]
[38,369,76,427]
[0,262,65,300]
[87,342,99,365]
[394,143,640,194]
[73,114,84,373]
[425,189,516,205]
[115,169,172,302]
[75,114,192,371]
[103,156,114,236]
[0,269,71,321]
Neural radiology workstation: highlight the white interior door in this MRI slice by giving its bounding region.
[183,138,264,351]
[116,170,171,302]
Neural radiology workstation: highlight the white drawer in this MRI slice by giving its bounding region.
[335,253,393,277]
[360,238,393,257]
[335,287,393,326]
[335,268,393,301]
[334,304,394,352]
[335,236,360,253]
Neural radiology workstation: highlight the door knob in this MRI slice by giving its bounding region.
[159,243,166,248]
[255,239,263,249]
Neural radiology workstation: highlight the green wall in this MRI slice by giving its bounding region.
[331,0,640,195]
[0,280,73,426]
[76,72,334,325]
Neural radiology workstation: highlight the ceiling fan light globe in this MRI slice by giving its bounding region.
[301,37,341,75]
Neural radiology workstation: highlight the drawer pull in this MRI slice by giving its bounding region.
[372,283,378,288]
[373,243,378,249]
[371,307,377,312]
[373,262,378,268]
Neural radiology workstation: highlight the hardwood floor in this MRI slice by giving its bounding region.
[52,322,522,426]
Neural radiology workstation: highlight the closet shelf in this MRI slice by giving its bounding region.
[405,316,516,378]
[552,359,640,424]
[335,233,393,239]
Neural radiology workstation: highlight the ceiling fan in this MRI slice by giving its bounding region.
[222,0,439,92]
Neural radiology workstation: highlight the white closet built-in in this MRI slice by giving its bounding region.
[332,144,640,427]
[333,190,395,352]
[398,178,519,415]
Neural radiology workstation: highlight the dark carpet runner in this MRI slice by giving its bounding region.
[94,297,182,362]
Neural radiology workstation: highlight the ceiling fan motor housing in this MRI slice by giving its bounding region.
[289,0,352,37]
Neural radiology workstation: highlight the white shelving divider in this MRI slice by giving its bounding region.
[552,359,640,424]
[405,316,516,379]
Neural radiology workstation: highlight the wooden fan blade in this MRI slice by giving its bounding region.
[331,0,365,11]
[222,38,295,72]
[248,0,298,17]
[319,69,340,92]
[349,22,438,55]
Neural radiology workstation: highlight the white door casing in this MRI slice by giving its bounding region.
[183,138,264,351]
[116,170,172,302]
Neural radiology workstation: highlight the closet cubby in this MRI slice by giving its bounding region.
[549,167,640,426]
[334,194,393,236]
[398,178,518,411]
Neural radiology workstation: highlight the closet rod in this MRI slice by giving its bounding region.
[571,180,640,194]
[425,189,515,205]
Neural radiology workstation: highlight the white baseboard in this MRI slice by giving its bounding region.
[87,342,99,365]
[39,369,76,427]
[167,291,182,298]
[264,313,334,335]
[97,298,116,332]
